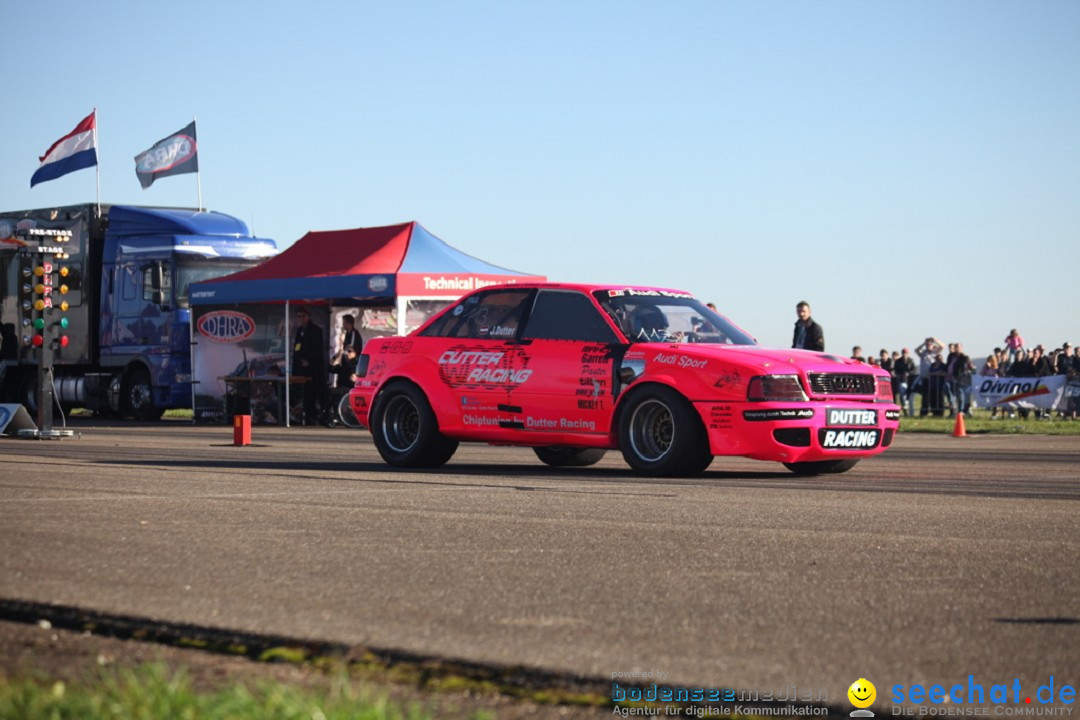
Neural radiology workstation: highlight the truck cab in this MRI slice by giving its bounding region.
[0,204,275,420]
[98,207,276,419]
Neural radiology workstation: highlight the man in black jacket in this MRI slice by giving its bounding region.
[892,348,917,413]
[792,301,825,352]
[292,306,329,424]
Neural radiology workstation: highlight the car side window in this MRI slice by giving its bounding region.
[522,290,619,343]
[419,289,534,339]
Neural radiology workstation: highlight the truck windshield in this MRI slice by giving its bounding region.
[593,290,757,345]
[176,258,260,308]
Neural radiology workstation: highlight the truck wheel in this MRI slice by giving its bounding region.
[17,372,39,417]
[533,446,607,468]
[371,381,457,468]
[618,385,712,476]
[122,366,164,421]
[783,459,859,475]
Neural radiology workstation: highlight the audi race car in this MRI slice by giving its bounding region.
[349,284,900,477]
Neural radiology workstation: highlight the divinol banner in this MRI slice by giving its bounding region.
[134,121,198,189]
[192,304,329,424]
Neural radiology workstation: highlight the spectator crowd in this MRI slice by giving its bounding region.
[847,331,1079,420]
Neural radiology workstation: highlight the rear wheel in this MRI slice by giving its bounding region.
[618,385,712,476]
[533,446,607,468]
[783,459,859,475]
[16,371,39,417]
[371,382,457,467]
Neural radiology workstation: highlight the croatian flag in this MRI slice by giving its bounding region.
[30,111,98,187]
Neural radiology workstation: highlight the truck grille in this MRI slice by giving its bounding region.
[807,373,876,395]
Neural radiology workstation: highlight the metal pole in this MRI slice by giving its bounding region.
[189,308,196,423]
[94,108,101,215]
[193,116,203,211]
[284,301,290,428]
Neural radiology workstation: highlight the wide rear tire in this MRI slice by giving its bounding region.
[533,446,607,468]
[371,381,457,468]
[618,385,712,476]
[783,459,859,475]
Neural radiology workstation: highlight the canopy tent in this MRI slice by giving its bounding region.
[188,221,545,426]
[190,221,545,305]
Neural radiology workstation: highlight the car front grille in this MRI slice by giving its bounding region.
[807,373,876,395]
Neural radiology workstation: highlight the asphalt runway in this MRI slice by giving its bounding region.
[1,421,1078,707]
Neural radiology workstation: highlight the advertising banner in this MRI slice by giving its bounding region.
[192,304,328,424]
[972,374,1067,411]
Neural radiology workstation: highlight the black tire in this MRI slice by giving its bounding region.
[337,393,364,428]
[370,381,457,468]
[121,366,164,421]
[783,459,859,475]
[617,385,712,476]
[17,372,39,417]
[533,446,607,468]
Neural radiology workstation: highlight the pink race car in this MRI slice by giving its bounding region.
[350,284,900,477]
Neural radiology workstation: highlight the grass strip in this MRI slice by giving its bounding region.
[0,662,464,720]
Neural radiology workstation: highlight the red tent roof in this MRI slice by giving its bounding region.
[194,222,545,303]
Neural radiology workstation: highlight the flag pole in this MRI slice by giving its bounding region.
[193,116,203,212]
[94,108,101,215]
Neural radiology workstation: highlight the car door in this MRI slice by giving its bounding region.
[414,287,535,436]
[508,289,623,438]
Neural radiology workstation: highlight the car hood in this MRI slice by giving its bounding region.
[634,343,887,375]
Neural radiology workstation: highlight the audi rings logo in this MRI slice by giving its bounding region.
[197,311,256,343]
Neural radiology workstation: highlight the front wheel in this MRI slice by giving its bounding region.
[122,366,164,421]
[337,393,364,428]
[533,446,607,468]
[618,385,712,476]
[370,382,457,468]
[783,459,859,475]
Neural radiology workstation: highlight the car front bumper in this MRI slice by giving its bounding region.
[695,401,901,463]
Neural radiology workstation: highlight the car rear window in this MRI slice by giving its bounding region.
[419,289,534,339]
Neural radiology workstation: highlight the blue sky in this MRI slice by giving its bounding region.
[3,1,1077,358]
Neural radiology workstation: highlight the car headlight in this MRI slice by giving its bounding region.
[747,374,808,402]
[875,376,894,402]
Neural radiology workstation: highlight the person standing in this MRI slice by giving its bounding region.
[928,352,948,417]
[292,306,329,425]
[893,348,916,414]
[1004,329,1025,363]
[1054,343,1073,375]
[944,343,960,417]
[951,343,974,416]
[915,337,944,416]
[878,349,893,373]
[340,314,362,355]
[792,301,824,352]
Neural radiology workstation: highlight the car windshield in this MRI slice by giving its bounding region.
[593,289,757,345]
[176,258,262,308]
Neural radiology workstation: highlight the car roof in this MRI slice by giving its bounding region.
[483,282,694,296]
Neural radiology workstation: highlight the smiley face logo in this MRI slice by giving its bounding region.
[848,678,876,709]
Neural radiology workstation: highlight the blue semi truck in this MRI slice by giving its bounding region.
[0,204,276,419]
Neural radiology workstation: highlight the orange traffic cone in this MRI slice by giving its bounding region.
[952,412,967,438]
